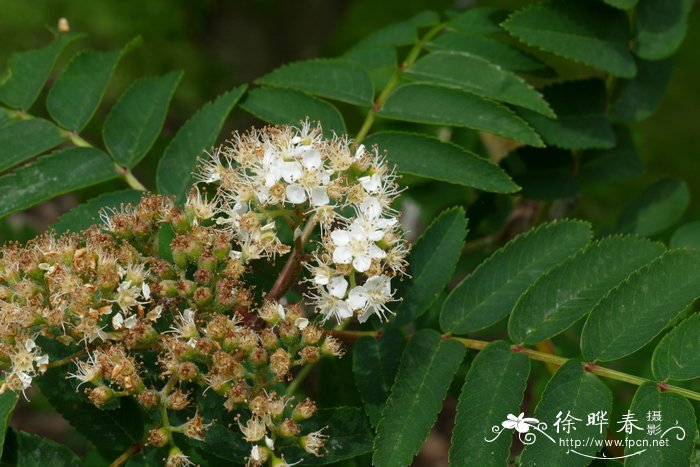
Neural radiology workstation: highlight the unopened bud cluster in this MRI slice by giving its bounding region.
[0,122,408,466]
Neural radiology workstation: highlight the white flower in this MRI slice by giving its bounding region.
[313,289,353,324]
[348,275,394,322]
[502,413,539,433]
[68,352,101,388]
[331,226,386,272]
[168,309,198,340]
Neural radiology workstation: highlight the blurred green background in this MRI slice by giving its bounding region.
[1,0,698,238]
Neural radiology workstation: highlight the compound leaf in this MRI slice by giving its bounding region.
[441,220,592,334]
[509,235,665,344]
[581,249,700,362]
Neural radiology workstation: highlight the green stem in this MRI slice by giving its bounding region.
[355,22,446,144]
[122,168,148,191]
[285,363,314,396]
[63,129,148,191]
[107,443,141,467]
[333,330,700,402]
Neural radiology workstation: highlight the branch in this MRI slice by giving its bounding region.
[332,330,700,402]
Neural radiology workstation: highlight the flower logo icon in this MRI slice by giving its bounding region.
[502,413,540,433]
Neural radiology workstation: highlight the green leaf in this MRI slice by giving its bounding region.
[157,85,246,202]
[633,0,693,60]
[577,126,643,186]
[392,207,468,326]
[581,249,700,362]
[405,51,554,117]
[670,221,700,250]
[652,313,700,381]
[0,147,118,219]
[517,80,615,150]
[46,38,139,131]
[379,83,543,147]
[427,32,554,77]
[502,0,636,78]
[103,71,182,168]
[0,392,18,460]
[36,366,144,457]
[449,341,529,467]
[373,330,466,467]
[448,7,507,35]
[1,429,80,467]
[441,220,592,334]
[256,59,374,106]
[0,32,82,110]
[241,87,346,137]
[51,189,144,234]
[364,132,519,193]
[0,118,67,173]
[520,361,613,466]
[616,177,690,236]
[509,235,665,344]
[603,0,638,9]
[353,329,405,427]
[624,383,697,466]
[610,58,674,123]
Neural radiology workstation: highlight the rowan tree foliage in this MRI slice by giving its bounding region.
[0,1,698,466]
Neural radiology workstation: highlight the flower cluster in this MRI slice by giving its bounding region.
[199,121,408,324]
[0,122,408,466]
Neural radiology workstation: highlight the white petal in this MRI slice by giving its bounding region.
[328,276,348,298]
[281,161,303,183]
[112,313,124,330]
[286,184,307,204]
[24,339,36,352]
[295,318,309,330]
[335,300,354,320]
[18,372,32,389]
[251,446,261,462]
[368,229,384,242]
[330,229,350,246]
[314,271,330,285]
[502,420,518,429]
[310,186,329,207]
[265,436,275,450]
[142,282,151,300]
[360,197,382,218]
[353,254,372,272]
[348,286,369,310]
[34,354,49,367]
[276,304,286,321]
[368,244,386,260]
[332,246,353,264]
[124,315,138,329]
[359,174,381,193]
[301,149,322,169]
[354,144,365,159]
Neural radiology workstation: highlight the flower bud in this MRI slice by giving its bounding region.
[147,427,170,447]
[194,286,213,306]
[298,346,320,365]
[269,348,291,380]
[293,398,316,421]
[279,418,300,438]
[136,389,160,409]
[86,385,114,407]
